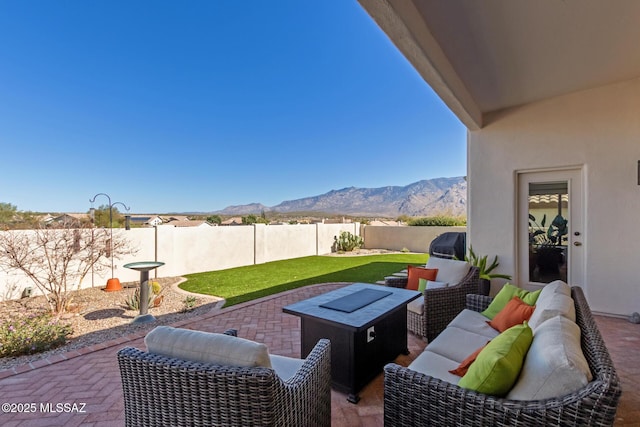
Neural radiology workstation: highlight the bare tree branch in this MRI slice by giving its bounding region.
[0,223,136,314]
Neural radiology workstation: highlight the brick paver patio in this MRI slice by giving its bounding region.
[0,282,638,426]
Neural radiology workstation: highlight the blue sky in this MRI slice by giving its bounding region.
[0,1,466,214]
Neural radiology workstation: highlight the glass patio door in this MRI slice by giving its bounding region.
[518,169,584,288]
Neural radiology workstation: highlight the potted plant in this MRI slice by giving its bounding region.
[465,246,512,295]
[529,213,568,276]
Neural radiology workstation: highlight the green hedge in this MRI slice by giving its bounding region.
[407,216,467,226]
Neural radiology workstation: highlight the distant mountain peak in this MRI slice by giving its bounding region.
[215,177,466,217]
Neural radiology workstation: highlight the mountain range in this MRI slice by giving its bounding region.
[215,176,467,217]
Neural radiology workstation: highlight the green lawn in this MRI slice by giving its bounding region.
[180,253,428,307]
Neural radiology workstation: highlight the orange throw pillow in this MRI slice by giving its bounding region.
[406,265,438,291]
[449,342,490,376]
[487,296,535,333]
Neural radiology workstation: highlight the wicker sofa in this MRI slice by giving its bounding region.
[383,284,621,426]
[385,257,480,342]
[117,327,331,427]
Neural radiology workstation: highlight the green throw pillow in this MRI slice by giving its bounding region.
[458,322,533,396]
[418,278,428,292]
[482,283,541,319]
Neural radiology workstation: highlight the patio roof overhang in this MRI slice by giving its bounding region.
[358,0,640,130]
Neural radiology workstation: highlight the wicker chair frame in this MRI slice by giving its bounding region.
[117,338,331,427]
[383,287,621,426]
[385,266,480,342]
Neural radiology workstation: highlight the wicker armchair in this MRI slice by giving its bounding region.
[386,266,480,342]
[117,333,331,427]
[383,287,621,426]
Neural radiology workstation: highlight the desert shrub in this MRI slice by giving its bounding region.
[407,216,467,226]
[182,296,197,312]
[149,280,162,295]
[0,312,72,357]
[124,283,155,311]
[334,231,364,252]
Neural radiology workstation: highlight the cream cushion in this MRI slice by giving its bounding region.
[448,309,501,340]
[408,350,463,384]
[543,280,571,296]
[426,280,448,289]
[407,298,424,315]
[425,326,494,362]
[270,355,304,381]
[425,257,470,285]
[528,293,576,331]
[507,316,592,400]
[145,326,272,368]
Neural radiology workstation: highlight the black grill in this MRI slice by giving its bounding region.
[429,232,466,260]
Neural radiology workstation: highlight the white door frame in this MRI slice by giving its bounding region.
[517,167,585,289]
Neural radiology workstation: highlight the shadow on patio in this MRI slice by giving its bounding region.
[0,282,637,426]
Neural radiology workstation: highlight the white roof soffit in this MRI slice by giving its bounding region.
[358,0,483,130]
[358,0,640,130]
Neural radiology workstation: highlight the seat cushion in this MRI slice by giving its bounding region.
[447,309,500,339]
[270,354,305,382]
[425,257,470,285]
[449,342,490,377]
[407,298,424,315]
[426,326,496,362]
[145,326,272,368]
[507,316,592,400]
[408,349,463,385]
[458,322,533,397]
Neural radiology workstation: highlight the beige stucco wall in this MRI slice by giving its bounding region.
[468,77,640,316]
[362,225,466,253]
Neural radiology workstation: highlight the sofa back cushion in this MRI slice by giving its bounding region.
[145,326,272,368]
[425,257,470,285]
[528,292,576,331]
[542,280,571,297]
[507,315,592,400]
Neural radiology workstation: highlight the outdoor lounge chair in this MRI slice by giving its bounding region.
[117,326,331,427]
[385,257,480,342]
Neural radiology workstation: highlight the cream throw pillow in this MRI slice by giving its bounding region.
[144,326,272,368]
[507,316,592,400]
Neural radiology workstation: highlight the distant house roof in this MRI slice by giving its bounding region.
[165,220,211,228]
[368,220,402,226]
[130,215,152,221]
[221,217,243,226]
[322,218,352,224]
[130,215,163,226]
[163,215,189,222]
[47,213,85,227]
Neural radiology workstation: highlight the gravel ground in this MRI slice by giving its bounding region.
[0,277,223,370]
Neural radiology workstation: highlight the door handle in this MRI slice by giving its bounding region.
[573,242,582,246]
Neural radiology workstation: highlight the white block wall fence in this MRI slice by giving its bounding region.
[0,223,465,300]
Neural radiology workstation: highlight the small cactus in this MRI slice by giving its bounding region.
[333,231,364,252]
